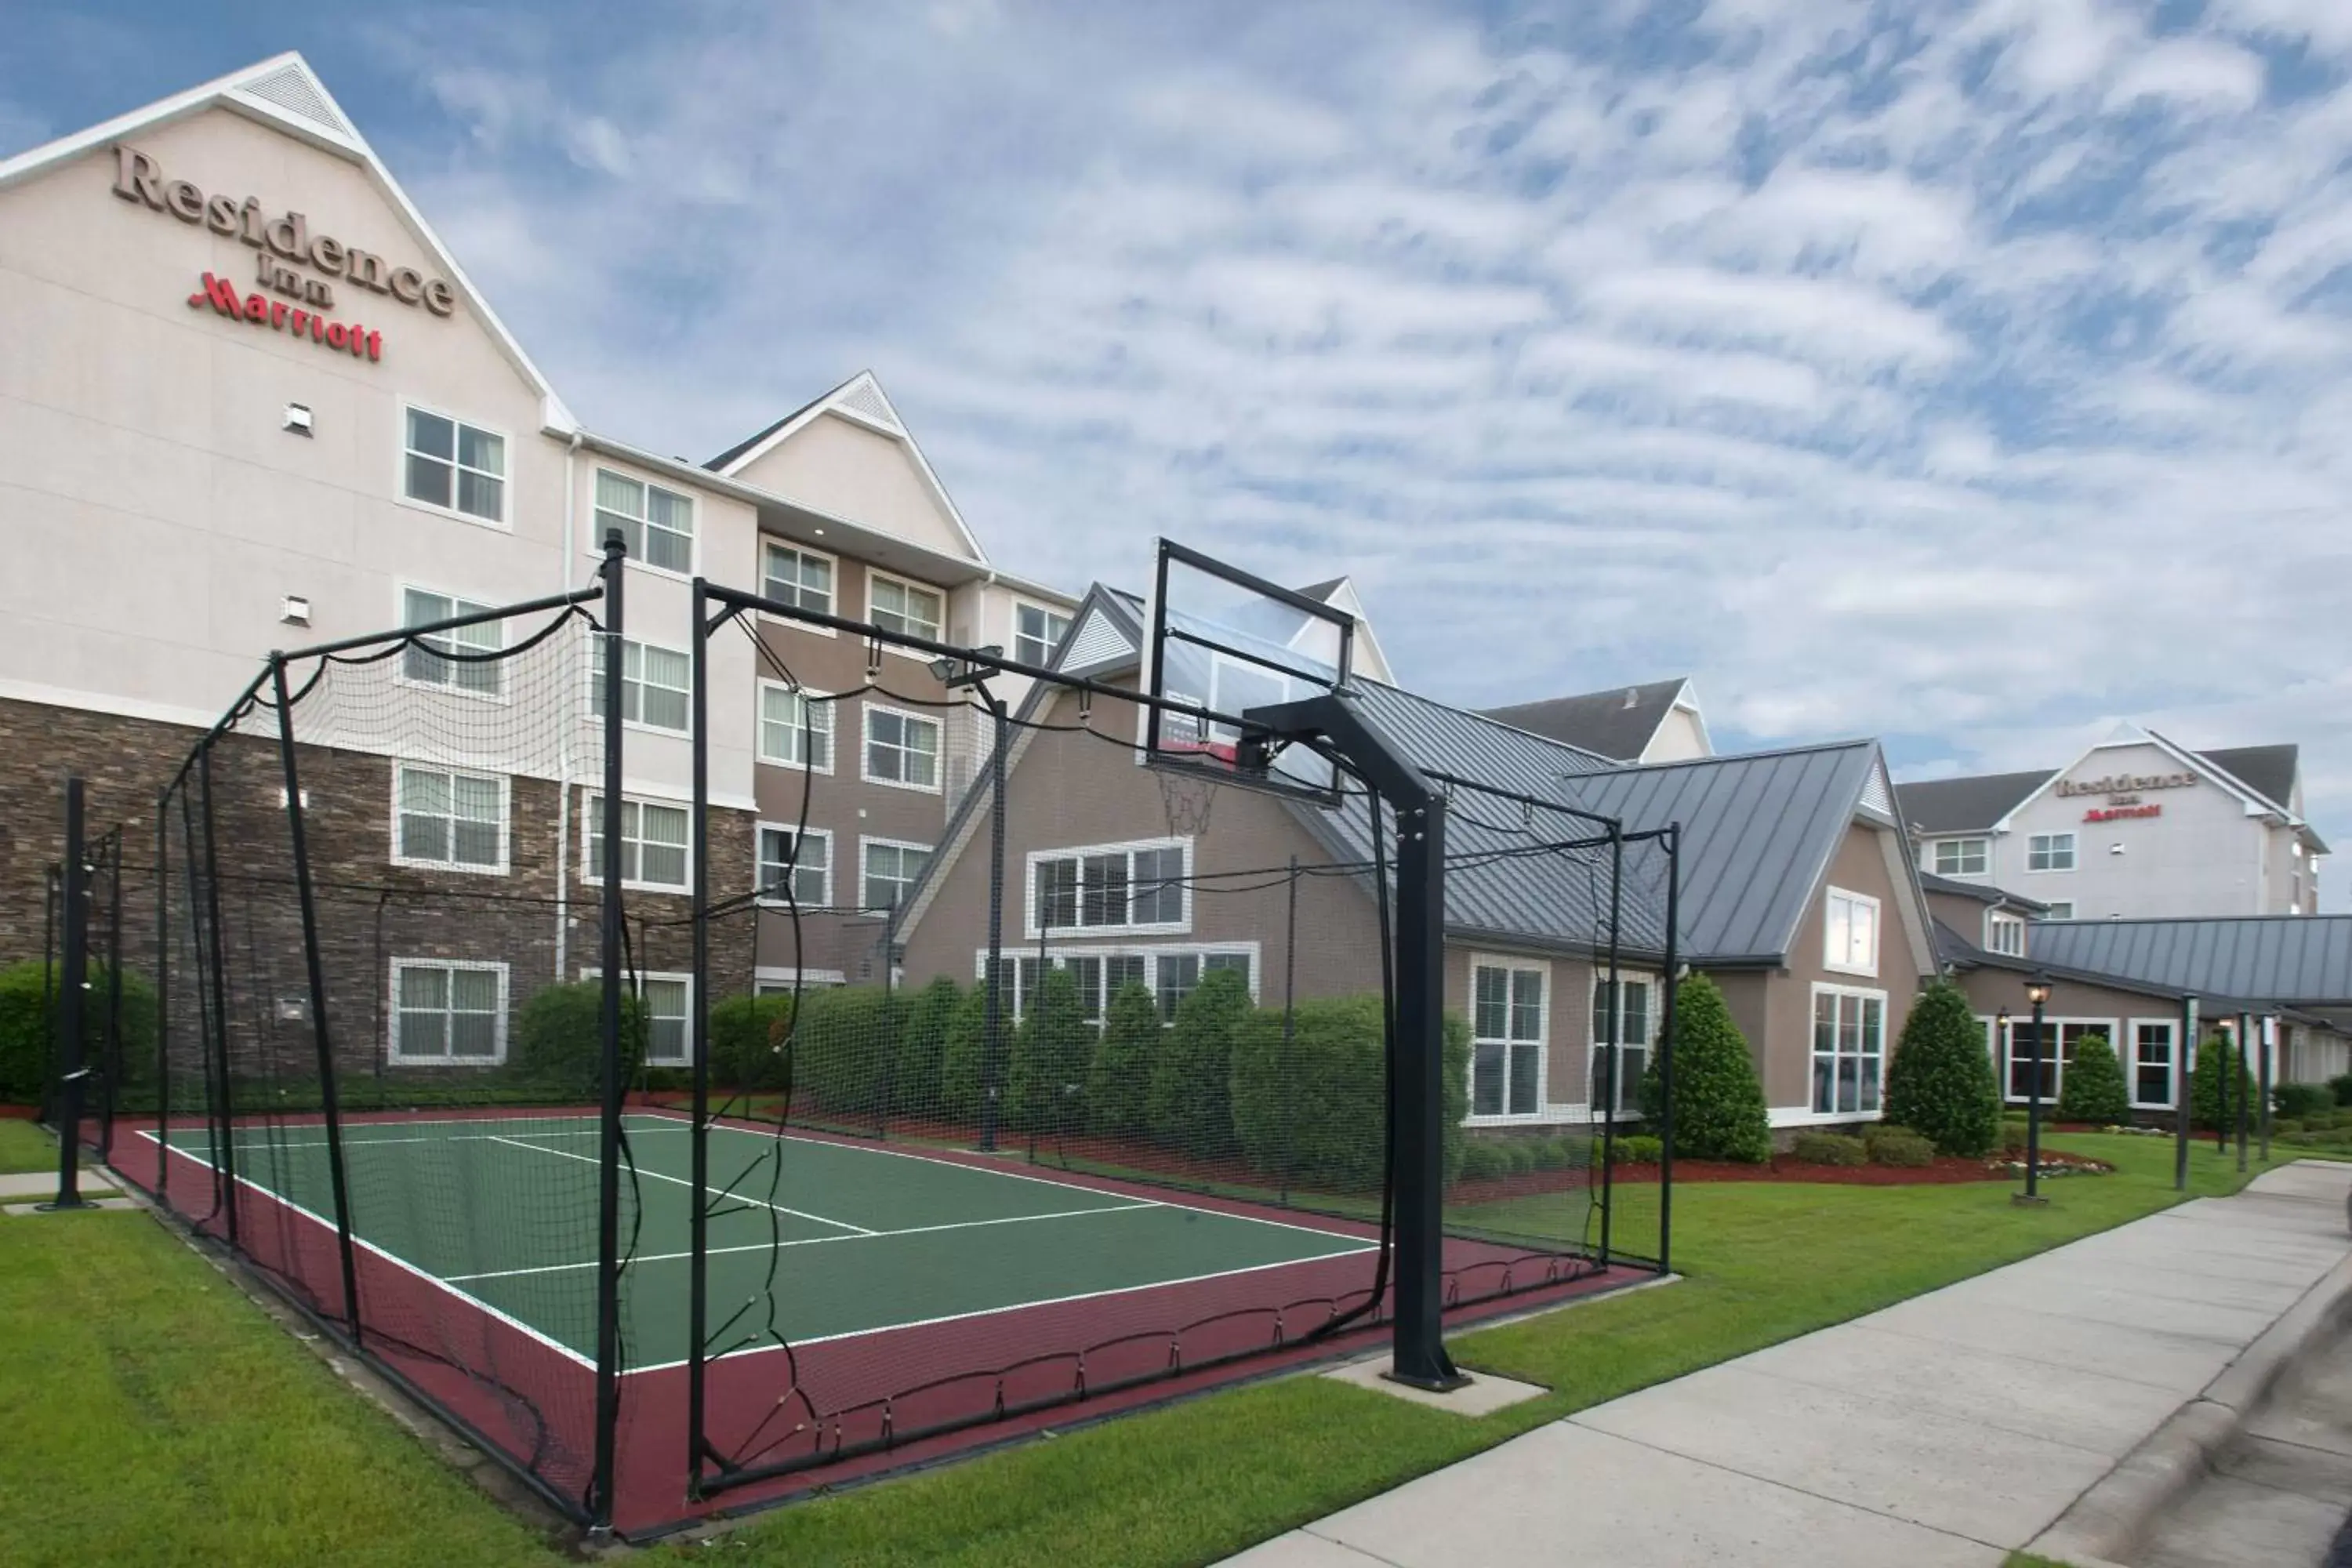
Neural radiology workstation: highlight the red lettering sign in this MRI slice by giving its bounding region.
[186,271,382,362]
[2083,804,2162,823]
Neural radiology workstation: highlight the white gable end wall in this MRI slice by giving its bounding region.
[729,412,980,565]
[1995,740,2278,918]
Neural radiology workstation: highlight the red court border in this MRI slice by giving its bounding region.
[106,1111,1646,1537]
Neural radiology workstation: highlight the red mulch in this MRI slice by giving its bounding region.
[1447,1148,2115,1202]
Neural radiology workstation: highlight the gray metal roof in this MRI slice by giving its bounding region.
[1917,870,2049,913]
[1478,678,1690,763]
[1891,770,2052,835]
[2030,917,2352,1006]
[2198,745,2298,814]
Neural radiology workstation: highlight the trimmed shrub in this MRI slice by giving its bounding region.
[510,981,647,1098]
[890,978,961,1118]
[2275,1082,2332,1120]
[1501,1139,1537,1175]
[708,993,793,1094]
[1006,967,1095,1136]
[1229,994,1386,1192]
[790,986,899,1116]
[2056,1033,2130,1125]
[1791,1131,1867,1167]
[939,986,993,1124]
[1882,979,2002,1157]
[2191,1040,2257,1132]
[1086,982,1161,1140]
[1145,967,1251,1159]
[2332,1073,2352,1108]
[1609,1134,1664,1165]
[1460,1140,1509,1181]
[0,960,160,1105]
[2274,1118,2305,1137]
[1532,1136,1581,1171]
[1636,973,1769,1163]
[1867,1127,1936,1168]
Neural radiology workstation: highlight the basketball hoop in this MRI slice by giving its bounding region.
[1156,768,1217,837]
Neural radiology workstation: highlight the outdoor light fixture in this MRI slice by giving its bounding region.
[931,644,1004,691]
[2025,975,2051,1007]
[2017,971,2053,1207]
[283,402,313,434]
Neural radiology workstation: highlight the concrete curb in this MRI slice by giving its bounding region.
[2025,1231,2352,1566]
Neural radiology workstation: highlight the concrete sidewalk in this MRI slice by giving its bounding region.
[1225,1162,2352,1568]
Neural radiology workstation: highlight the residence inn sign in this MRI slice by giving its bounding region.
[2056,768,2196,825]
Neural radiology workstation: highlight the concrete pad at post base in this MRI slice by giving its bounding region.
[1320,1356,1547,1415]
[5,1196,137,1215]
[0,1168,115,1201]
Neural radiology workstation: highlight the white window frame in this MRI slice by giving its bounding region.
[2041,901,2076,921]
[1467,953,1549,1125]
[1985,911,2027,957]
[1823,887,1880,978]
[387,958,509,1066]
[388,761,510,876]
[754,822,833,909]
[973,942,1258,1025]
[592,634,693,736]
[2129,1017,2179,1110]
[1023,837,1192,939]
[2027,832,2077,873]
[397,403,509,529]
[862,703,944,793]
[579,792,692,891]
[1931,837,1989,877]
[866,569,946,655]
[1986,1014,2118,1104]
[581,967,695,1067]
[592,466,698,579]
[755,966,846,996]
[394,584,506,702]
[759,539,837,633]
[1810,982,1888,1119]
[1588,972,1657,1119]
[859,835,934,913]
[1013,600,1073,669]
[756,680,836,773]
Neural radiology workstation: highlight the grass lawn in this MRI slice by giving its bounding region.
[0,1116,56,1174]
[0,1132,2261,1566]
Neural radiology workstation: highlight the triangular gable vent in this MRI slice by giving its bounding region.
[235,64,351,139]
[834,379,904,435]
[1860,757,1893,817]
[1062,607,1136,670]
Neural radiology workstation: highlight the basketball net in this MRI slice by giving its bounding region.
[1156,768,1217,837]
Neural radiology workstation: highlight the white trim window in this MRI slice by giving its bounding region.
[1932,837,1988,876]
[1985,912,2026,957]
[2131,1018,2178,1109]
[1028,838,1189,936]
[762,540,835,620]
[2040,902,2076,921]
[400,587,503,697]
[1994,1016,2117,1102]
[1823,887,1879,978]
[1810,984,1886,1116]
[593,469,695,575]
[863,705,942,791]
[2027,832,2076,872]
[592,637,691,733]
[869,572,944,644]
[390,960,506,1065]
[756,824,831,907]
[391,762,506,873]
[1014,601,1073,668]
[581,967,693,1066]
[861,837,932,911]
[583,794,690,890]
[757,682,834,771]
[402,406,506,525]
[976,946,1249,1024]
[1470,956,1547,1120]
[1589,975,1654,1116]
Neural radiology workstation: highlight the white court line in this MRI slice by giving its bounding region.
[442,1200,1166,1283]
[482,1135,877,1236]
[135,1130,597,1372]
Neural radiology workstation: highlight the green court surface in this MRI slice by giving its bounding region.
[147,1114,1373,1369]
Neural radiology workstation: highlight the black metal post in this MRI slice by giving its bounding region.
[2258,1013,2273,1165]
[38,865,57,1126]
[197,748,238,1241]
[2216,1018,2231,1153]
[2174,996,2197,1192]
[591,532,627,1536]
[1657,826,1681,1274]
[2236,1011,2251,1174]
[271,655,363,1338]
[100,832,124,1165]
[686,575,712,1501]
[2019,995,2047,1206]
[42,778,93,1211]
[155,795,171,1210]
[978,689,1007,1154]
[1280,853,1298,1208]
[1598,828,1624,1267]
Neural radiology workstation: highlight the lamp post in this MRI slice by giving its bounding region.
[2016,973,2051,1207]
[2213,1016,2234,1155]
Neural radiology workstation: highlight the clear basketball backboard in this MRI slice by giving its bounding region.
[1142,539,1354,804]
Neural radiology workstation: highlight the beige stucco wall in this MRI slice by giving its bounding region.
[730,412,975,563]
[1644,703,1709,763]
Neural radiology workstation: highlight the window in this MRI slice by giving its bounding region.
[1028,840,1189,935]
[862,839,931,911]
[1471,959,1546,1119]
[1589,976,1653,1116]
[980,948,1241,1023]
[1986,913,2026,957]
[762,541,834,618]
[583,795,689,889]
[869,572,943,642]
[1823,887,1879,977]
[592,637,691,733]
[1933,838,1989,877]
[582,970,691,1065]
[756,825,831,907]
[757,683,834,771]
[1156,954,1204,1021]
[2132,1021,2176,1109]
[403,407,504,524]
[393,764,505,872]
[1998,1018,2115,1102]
[593,469,695,574]
[2027,833,2076,872]
[2041,902,2075,921]
[1810,985,1886,1116]
[390,960,506,1064]
[401,588,502,696]
[1014,602,1073,667]
[864,706,942,790]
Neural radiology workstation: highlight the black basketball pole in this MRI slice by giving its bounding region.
[154,794,171,1211]
[197,748,239,1242]
[1657,826,1681,1274]
[43,777,93,1211]
[686,577,713,1500]
[591,532,627,1537]
[1599,827,1623,1268]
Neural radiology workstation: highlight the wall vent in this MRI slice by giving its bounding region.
[238,65,351,139]
[834,379,903,434]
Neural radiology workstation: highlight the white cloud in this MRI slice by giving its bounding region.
[2105,38,2266,114]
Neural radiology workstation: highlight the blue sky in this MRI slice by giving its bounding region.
[8,2,2352,898]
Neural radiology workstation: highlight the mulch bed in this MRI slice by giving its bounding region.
[1448,1147,2116,1202]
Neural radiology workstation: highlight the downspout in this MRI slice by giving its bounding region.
[556,430,584,985]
